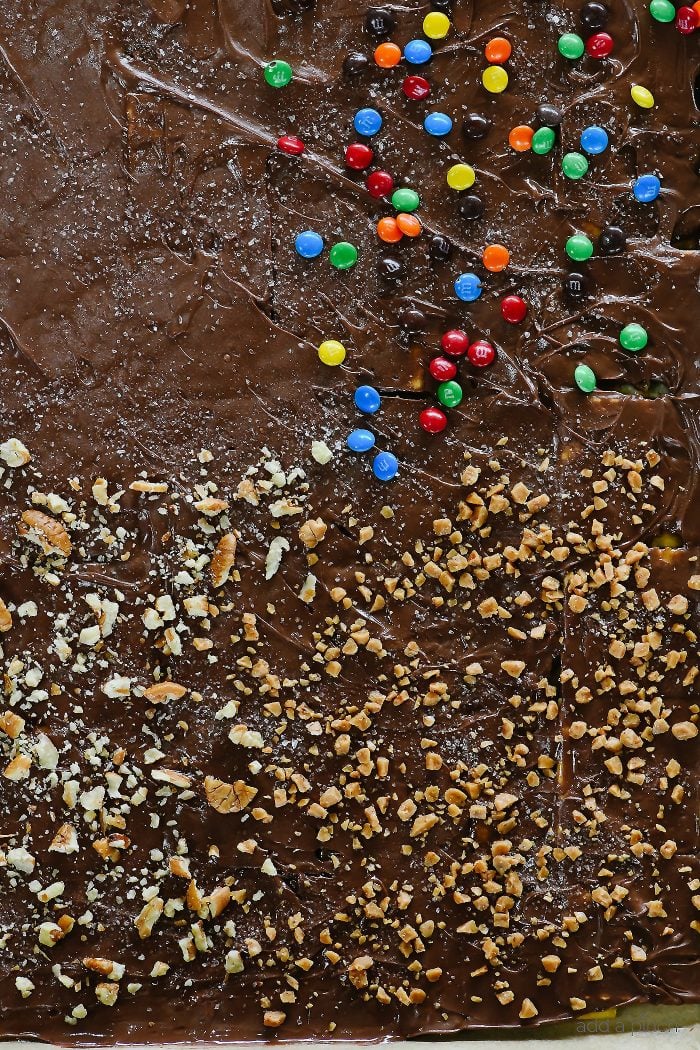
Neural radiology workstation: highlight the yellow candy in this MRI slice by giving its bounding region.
[631,84,654,108]
[482,65,509,93]
[318,340,346,366]
[447,163,476,191]
[423,11,450,39]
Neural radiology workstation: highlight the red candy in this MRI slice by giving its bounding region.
[467,339,496,368]
[501,295,527,324]
[441,329,469,356]
[419,406,448,433]
[429,356,458,381]
[277,134,305,156]
[585,32,613,57]
[402,75,431,100]
[676,6,698,32]
[345,143,374,170]
[366,170,394,198]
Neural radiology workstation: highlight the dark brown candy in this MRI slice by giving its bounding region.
[580,2,608,29]
[365,7,395,35]
[343,51,370,76]
[399,306,427,330]
[462,112,491,139]
[458,193,484,220]
[564,271,592,299]
[535,102,563,127]
[378,252,406,279]
[599,225,627,253]
[429,233,452,261]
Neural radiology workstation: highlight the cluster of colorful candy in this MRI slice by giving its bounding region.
[265,0,667,475]
[557,0,615,61]
[649,0,699,32]
[346,384,399,480]
[349,13,529,435]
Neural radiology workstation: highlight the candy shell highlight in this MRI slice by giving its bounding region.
[423,11,450,39]
[447,163,476,190]
[454,273,483,301]
[372,451,399,481]
[374,42,402,67]
[482,243,510,272]
[485,37,512,63]
[574,363,597,393]
[631,84,655,108]
[482,65,509,92]
[318,340,346,366]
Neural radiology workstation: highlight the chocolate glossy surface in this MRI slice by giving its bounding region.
[0,0,698,1043]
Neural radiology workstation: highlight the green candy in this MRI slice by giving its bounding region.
[574,363,597,393]
[562,152,589,180]
[566,233,594,262]
[391,188,420,213]
[437,380,463,409]
[619,322,648,352]
[329,242,358,270]
[532,126,556,155]
[264,60,293,88]
[649,0,675,22]
[558,33,585,59]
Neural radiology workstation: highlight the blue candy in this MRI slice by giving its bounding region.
[354,107,383,137]
[372,451,399,481]
[404,38,433,64]
[347,429,376,453]
[580,125,609,155]
[454,272,482,302]
[633,173,661,202]
[294,230,324,259]
[354,385,381,414]
[424,111,453,137]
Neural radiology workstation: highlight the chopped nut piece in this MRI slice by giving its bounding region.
[3,754,31,781]
[49,824,79,855]
[0,438,31,467]
[0,710,25,739]
[263,1011,286,1028]
[298,573,317,604]
[18,509,72,557]
[134,897,164,939]
[210,533,238,587]
[299,517,327,548]
[348,955,373,989]
[95,982,119,1007]
[194,497,229,516]
[204,775,258,813]
[519,998,538,1019]
[143,681,187,704]
[151,768,192,789]
[671,721,697,741]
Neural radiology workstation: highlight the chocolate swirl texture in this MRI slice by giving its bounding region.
[0,0,698,1043]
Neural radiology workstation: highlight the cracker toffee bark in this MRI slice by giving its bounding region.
[0,0,699,1043]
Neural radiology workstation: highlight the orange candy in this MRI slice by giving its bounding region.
[484,36,512,63]
[374,42,402,67]
[396,213,422,237]
[482,243,510,272]
[377,217,403,243]
[508,125,534,151]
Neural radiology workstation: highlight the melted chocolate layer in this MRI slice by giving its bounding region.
[0,0,698,1043]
